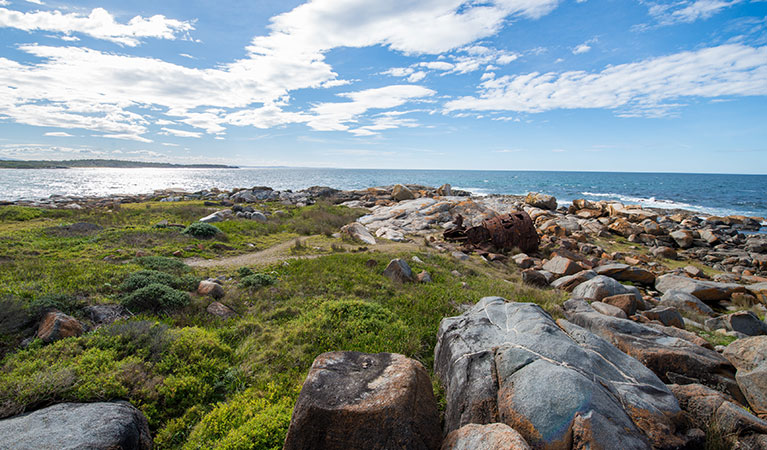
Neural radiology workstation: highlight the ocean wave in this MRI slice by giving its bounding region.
[578,191,745,217]
[454,186,492,196]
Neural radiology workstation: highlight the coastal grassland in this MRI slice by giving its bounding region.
[0,201,565,449]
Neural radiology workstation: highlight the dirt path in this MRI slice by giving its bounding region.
[185,235,430,269]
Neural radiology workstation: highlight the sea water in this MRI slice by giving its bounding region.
[1,167,765,218]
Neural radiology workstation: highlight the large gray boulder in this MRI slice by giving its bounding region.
[563,298,744,404]
[524,192,557,210]
[571,275,641,302]
[655,274,746,302]
[441,423,530,450]
[434,297,687,449]
[283,352,441,450]
[0,402,152,450]
[594,263,656,285]
[659,289,715,318]
[723,336,767,416]
[705,311,767,336]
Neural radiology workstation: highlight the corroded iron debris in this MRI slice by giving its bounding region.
[444,211,540,254]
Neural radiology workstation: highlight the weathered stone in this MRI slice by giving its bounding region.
[84,304,130,325]
[417,270,433,283]
[441,423,530,450]
[653,246,678,259]
[746,282,767,305]
[571,275,641,302]
[392,184,415,201]
[37,311,83,343]
[602,293,638,316]
[511,253,534,269]
[608,218,642,237]
[197,279,225,299]
[283,352,441,450]
[659,290,715,318]
[563,298,743,402]
[383,258,414,282]
[341,222,376,245]
[737,366,767,416]
[655,274,746,302]
[521,269,548,287]
[641,306,685,329]
[550,269,597,292]
[452,251,469,261]
[207,301,237,319]
[437,184,453,196]
[684,265,705,278]
[435,297,687,449]
[700,229,720,245]
[524,192,557,210]
[542,255,580,277]
[644,322,713,349]
[591,301,628,318]
[595,263,656,285]
[705,311,767,336]
[723,336,767,372]
[670,230,694,248]
[669,384,767,435]
[0,402,152,450]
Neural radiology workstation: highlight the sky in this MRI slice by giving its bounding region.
[0,0,765,173]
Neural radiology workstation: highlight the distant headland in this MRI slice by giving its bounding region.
[0,159,238,169]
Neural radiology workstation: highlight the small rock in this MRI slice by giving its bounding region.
[37,311,83,343]
[452,251,469,261]
[684,265,705,278]
[84,304,130,326]
[652,246,678,259]
[524,192,557,210]
[511,253,534,269]
[670,230,694,248]
[602,293,638,316]
[417,270,433,283]
[207,301,237,319]
[591,301,628,319]
[521,269,549,287]
[542,255,580,277]
[441,423,530,450]
[571,275,641,302]
[391,184,415,201]
[705,311,767,336]
[655,274,746,302]
[550,269,598,292]
[641,306,685,329]
[341,223,376,245]
[197,280,225,299]
[436,184,452,196]
[383,259,414,282]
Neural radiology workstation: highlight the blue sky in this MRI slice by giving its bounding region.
[0,0,765,173]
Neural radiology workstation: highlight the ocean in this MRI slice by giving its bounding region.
[1,167,765,218]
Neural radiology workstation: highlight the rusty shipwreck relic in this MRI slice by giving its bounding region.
[443,211,540,254]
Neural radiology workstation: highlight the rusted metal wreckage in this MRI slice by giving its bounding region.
[444,211,539,254]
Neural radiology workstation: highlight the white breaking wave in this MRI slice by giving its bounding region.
[579,191,739,217]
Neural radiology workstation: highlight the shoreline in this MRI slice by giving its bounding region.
[2,185,765,225]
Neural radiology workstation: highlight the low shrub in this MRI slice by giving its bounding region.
[122,283,190,313]
[28,293,84,318]
[237,267,254,278]
[135,256,190,274]
[0,206,43,222]
[184,388,292,450]
[183,222,221,239]
[241,273,277,289]
[120,270,199,293]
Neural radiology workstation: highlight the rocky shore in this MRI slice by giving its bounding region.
[2,182,767,449]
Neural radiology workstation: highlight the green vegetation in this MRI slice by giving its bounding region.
[183,222,222,239]
[0,199,567,448]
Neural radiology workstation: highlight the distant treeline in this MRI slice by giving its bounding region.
[0,159,238,169]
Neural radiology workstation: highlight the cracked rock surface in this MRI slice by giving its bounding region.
[434,296,688,449]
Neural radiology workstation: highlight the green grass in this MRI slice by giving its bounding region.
[0,200,568,449]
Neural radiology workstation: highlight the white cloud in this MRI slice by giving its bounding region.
[25,0,43,4]
[99,133,153,143]
[160,127,203,138]
[0,1,10,6]
[0,7,194,46]
[445,44,767,117]
[0,0,561,139]
[645,0,743,25]
[572,43,591,54]
[407,71,427,82]
[308,85,435,133]
[44,131,73,137]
